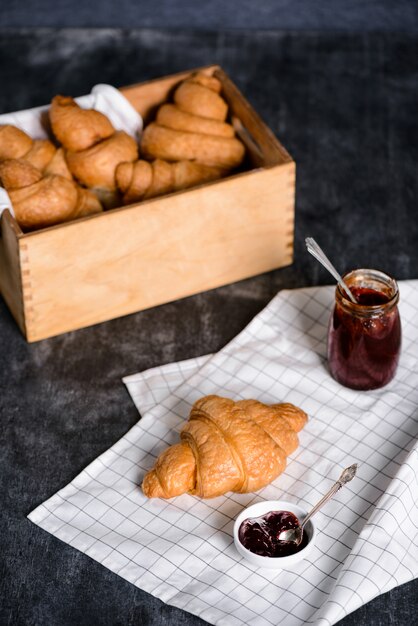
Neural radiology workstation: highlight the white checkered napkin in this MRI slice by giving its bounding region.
[29,282,418,626]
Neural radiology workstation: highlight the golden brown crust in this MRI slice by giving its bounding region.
[142,395,307,499]
[144,159,174,199]
[0,159,42,190]
[73,188,103,218]
[0,127,56,172]
[50,95,115,152]
[9,174,79,230]
[172,160,224,191]
[115,161,134,194]
[66,130,138,190]
[0,157,102,229]
[116,158,224,204]
[156,104,235,139]
[141,123,245,169]
[190,396,286,495]
[186,72,222,94]
[117,160,153,204]
[23,139,56,171]
[174,81,228,121]
[181,410,241,498]
[44,147,73,180]
[237,401,299,456]
[142,442,196,498]
[0,125,33,160]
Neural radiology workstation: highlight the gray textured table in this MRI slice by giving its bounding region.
[0,29,417,626]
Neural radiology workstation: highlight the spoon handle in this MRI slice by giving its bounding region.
[301,464,358,529]
[305,237,357,304]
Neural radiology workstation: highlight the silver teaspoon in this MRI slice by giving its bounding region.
[278,463,358,546]
[305,237,358,304]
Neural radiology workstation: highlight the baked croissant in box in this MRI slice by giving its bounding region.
[0,124,103,229]
[0,158,102,230]
[116,158,224,204]
[49,95,138,208]
[142,395,307,499]
[0,124,56,172]
[140,72,245,170]
[1,73,246,228]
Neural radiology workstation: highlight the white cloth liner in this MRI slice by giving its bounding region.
[0,188,12,218]
[29,282,418,626]
[0,84,143,218]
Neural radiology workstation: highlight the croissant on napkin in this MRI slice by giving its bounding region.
[142,395,307,499]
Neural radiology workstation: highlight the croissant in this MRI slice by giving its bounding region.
[49,95,114,152]
[173,80,228,121]
[44,147,73,180]
[49,96,138,207]
[0,124,56,172]
[24,139,56,171]
[185,72,223,93]
[156,104,235,138]
[0,159,101,230]
[142,395,307,499]
[0,124,33,160]
[116,158,224,204]
[65,130,138,190]
[141,123,244,170]
[140,71,245,170]
[73,187,103,219]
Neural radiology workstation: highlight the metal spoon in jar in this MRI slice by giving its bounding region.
[277,463,358,546]
[305,237,358,304]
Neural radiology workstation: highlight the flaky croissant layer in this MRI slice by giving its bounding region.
[0,158,102,230]
[142,395,307,499]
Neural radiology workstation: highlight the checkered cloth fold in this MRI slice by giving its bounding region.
[29,282,418,626]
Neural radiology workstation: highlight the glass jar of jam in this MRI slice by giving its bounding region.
[327,269,401,390]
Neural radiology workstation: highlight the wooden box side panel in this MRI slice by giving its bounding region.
[22,162,295,342]
[0,211,26,336]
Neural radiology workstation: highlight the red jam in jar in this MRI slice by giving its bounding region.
[238,510,308,557]
[327,269,401,390]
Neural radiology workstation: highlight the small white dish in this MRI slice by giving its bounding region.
[233,499,316,569]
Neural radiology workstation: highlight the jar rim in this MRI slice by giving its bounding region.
[336,268,399,315]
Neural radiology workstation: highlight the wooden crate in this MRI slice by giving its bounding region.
[0,65,295,342]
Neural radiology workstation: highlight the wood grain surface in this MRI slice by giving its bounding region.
[1,67,295,341]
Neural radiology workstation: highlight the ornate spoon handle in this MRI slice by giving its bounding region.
[301,464,358,529]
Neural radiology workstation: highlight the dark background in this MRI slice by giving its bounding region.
[1,0,418,30]
[1,3,417,626]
